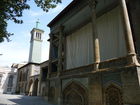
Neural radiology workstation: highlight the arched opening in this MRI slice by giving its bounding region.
[28,79,33,96]
[105,84,123,105]
[63,82,88,105]
[19,71,22,82]
[42,86,47,96]
[33,79,39,96]
[7,75,14,92]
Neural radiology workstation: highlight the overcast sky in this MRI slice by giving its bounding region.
[0,0,72,67]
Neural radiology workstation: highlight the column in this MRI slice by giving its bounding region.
[57,79,62,105]
[88,0,100,70]
[47,34,53,78]
[57,26,64,76]
[120,0,137,64]
[38,68,42,96]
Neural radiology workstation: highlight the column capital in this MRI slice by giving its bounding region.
[88,0,98,9]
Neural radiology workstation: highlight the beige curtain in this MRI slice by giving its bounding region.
[66,23,94,69]
[66,7,127,69]
[97,7,127,61]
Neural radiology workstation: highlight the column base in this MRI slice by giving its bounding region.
[94,62,100,70]
[127,53,140,66]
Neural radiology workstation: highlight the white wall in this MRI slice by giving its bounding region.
[30,65,40,76]
[0,66,20,94]
[0,67,11,94]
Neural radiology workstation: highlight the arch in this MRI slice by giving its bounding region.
[32,79,39,96]
[7,75,14,92]
[105,84,123,105]
[8,75,13,87]
[28,79,33,96]
[19,71,23,82]
[42,86,47,96]
[63,81,88,105]
[48,87,55,103]
[22,73,25,81]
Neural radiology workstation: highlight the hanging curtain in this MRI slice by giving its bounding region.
[66,23,94,69]
[97,6,127,61]
[66,6,127,69]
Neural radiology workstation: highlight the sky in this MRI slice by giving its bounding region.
[0,0,72,67]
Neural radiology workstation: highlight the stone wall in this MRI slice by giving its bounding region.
[45,65,140,105]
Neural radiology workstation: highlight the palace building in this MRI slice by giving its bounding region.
[39,0,140,105]
[16,0,140,104]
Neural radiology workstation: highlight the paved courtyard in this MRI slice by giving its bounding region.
[0,94,52,105]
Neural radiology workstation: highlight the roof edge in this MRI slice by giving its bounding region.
[47,0,78,27]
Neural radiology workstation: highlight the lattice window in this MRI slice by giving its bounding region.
[105,85,123,105]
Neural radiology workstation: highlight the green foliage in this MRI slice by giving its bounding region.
[0,0,61,42]
[35,0,62,12]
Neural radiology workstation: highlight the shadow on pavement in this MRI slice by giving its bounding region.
[0,94,52,105]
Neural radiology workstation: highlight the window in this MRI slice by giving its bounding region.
[42,67,48,81]
[7,75,14,92]
[8,75,13,87]
[36,32,41,39]
[36,32,38,38]
[19,71,22,82]
[39,33,41,39]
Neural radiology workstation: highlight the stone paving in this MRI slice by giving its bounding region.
[0,94,52,105]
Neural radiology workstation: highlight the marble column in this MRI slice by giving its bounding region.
[57,26,64,76]
[120,0,138,64]
[88,0,100,70]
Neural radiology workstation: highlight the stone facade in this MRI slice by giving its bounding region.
[16,63,40,96]
[40,0,140,105]
[39,61,49,97]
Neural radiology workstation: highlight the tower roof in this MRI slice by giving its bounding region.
[30,28,44,34]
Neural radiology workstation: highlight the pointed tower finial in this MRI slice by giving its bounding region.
[36,19,40,29]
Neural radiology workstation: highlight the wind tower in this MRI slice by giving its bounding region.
[28,19,44,63]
